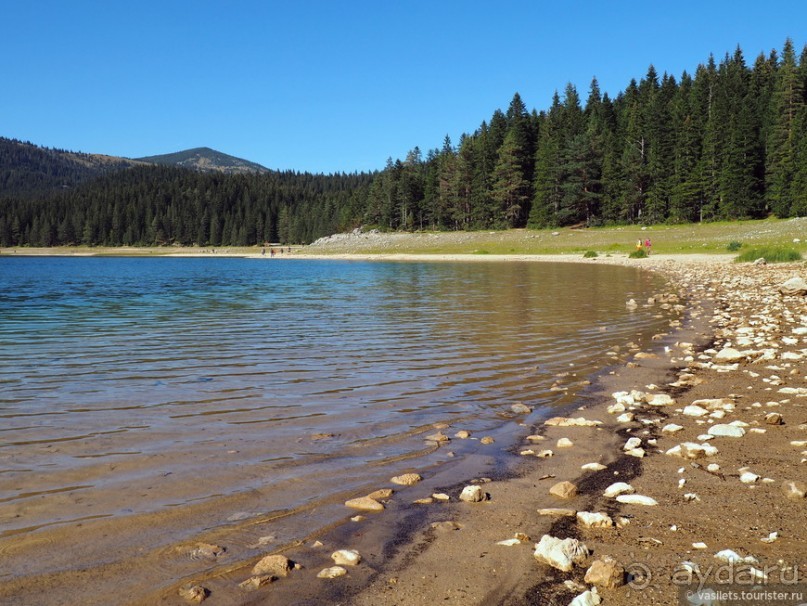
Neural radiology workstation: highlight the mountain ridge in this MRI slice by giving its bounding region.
[136,147,270,174]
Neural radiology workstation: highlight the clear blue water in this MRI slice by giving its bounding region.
[0,256,675,600]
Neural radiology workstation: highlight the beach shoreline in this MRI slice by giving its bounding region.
[2,249,805,605]
[236,253,805,606]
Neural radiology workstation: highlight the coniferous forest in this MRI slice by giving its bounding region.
[2,40,806,247]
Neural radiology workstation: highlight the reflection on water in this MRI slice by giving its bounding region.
[0,256,675,600]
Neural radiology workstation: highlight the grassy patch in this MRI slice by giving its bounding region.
[734,247,802,263]
[726,241,743,252]
[583,250,598,258]
[628,248,648,259]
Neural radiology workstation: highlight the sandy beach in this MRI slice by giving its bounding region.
[2,248,805,605]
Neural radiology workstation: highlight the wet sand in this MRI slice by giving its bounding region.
[2,252,805,605]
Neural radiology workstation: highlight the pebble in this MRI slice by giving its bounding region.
[178,584,209,603]
[511,403,532,414]
[616,494,658,506]
[425,431,450,443]
[617,412,635,423]
[623,437,642,450]
[707,424,746,438]
[537,508,577,517]
[581,462,607,471]
[569,588,602,606]
[432,493,450,501]
[390,473,422,486]
[584,555,625,588]
[533,535,589,572]
[189,543,226,560]
[765,412,784,425]
[344,496,385,512]
[549,480,578,499]
[480,436,495,445]
[537,449,554,458]
[576,511,614,528]
[781,480,807,499]
[317,566,347,579]
[557,437,574,448]
[603,482,634,498]
[459,485,487,502]
[238,576,273,591]
[331,549,361,566]
[497,538,522,546]
[544,416,603,427]
[252,554,293,577]
[454,430,471,439]
[431,521,462,532]
[662,423,685,433]
[740,472,760,484]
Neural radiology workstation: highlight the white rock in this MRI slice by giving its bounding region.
[684,493,701,502]
[692,542,708,550]
[616,412,635,423]
[779,277,807,296]
[581,462,607,471]
[557,438,575,448]
[569,588,602,606]
[740,472,760,484]
[683,405,709,417]
[331,549,361,566]
[646,393,675,406]
[576,512,614,528]
[625,448,646,458]
[665,442,719,459]
[459,485,486,502]
[623,437,642,450]
[707,464,721,473]
[497,538,522,546]
[532,535,589,572]
[761,532,778,543]
[544,417,603,427]
[662,423,685,433]
[708,424,746,438]
[714,348,744,362]
[603,482,634,498]
[616,494,658,506]
[317,566,347,579]
[714,549,744,564]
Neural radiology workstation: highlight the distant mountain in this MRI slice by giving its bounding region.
[0,137,145,198]
[136,147,270,174]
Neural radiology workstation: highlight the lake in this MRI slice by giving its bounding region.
[0,256,675,604]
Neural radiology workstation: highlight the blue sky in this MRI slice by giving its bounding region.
[2,1,804,174]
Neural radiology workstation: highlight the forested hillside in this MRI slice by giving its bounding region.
[1,39,806,247]
[373,40,807,231]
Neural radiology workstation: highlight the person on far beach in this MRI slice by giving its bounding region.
[636,239,643,252]
[644,238,652,255]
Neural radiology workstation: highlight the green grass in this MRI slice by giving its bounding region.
[726,241,743,252]
[583,250,598,258]
[628,248,649,258]
[734,246,803,263]
[299,218,807,256]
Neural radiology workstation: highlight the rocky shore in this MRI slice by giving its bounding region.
[221,254,805,606]
[4,250,804,606]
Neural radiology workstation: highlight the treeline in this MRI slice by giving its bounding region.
[0,165,372,246]
[371,39,807,231]
[2,39,806,247]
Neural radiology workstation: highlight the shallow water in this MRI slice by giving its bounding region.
[0,257,674,603]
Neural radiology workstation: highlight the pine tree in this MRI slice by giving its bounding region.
[766,39,805,216]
